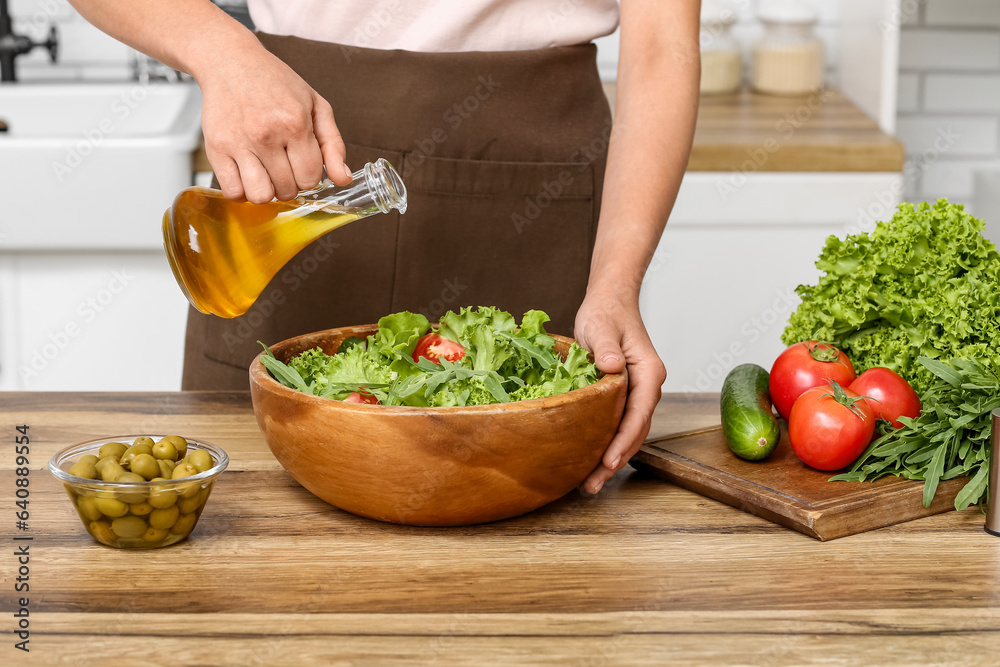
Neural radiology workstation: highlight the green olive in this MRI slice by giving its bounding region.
[159,435,188,459]
[132,436,155,449]
[94,497,128,518]
[147,485,177,509]
[112,472,146,504]
[178,481,202,499]
[129,501,154,516]
[170,512,198,536]
[178,488,209,514]
[152,440,178,461]
[69,460,98,479]
[98,442,128,460]
[171,462,199,479]
[111,516,148,539]
[156,459,176,478]
[78,454,99,466]
[99,461,126,482]
[142,527,168,542]
[120,443,153,468]
[88,520,116,544]
[76,496,102,521]
[149,505,180,530]
[185,449,214,473]
[130,453,159,480]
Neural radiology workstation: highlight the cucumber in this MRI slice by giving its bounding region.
[720,363,781,461]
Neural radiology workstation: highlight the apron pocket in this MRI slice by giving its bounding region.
[392,154,596,336]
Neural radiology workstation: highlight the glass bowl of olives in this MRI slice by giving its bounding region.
[48,435,229,549]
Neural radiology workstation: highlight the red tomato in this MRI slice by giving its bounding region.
[849,367,921,428]
[788,382,876,471]
[769,341,856,420]
[412,333,466,364]
[344,391,379,404]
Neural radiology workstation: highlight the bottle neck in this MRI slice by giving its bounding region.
[296,158,408,217]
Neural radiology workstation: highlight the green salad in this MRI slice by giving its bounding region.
[260,306,600,406]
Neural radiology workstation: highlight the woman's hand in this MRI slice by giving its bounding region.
[574,289,666,494]
[198,44,353,203]
[66,0,354,203]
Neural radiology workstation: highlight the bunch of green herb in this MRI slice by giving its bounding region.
[782,199,1000,394]
[831,357,997,511]
[259,306,599,407]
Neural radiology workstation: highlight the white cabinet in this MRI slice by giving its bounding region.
[636,0,904,393]
[641,173,903,393]
[0,251,189,391]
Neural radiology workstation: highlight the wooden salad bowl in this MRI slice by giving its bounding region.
[248,325,628,526]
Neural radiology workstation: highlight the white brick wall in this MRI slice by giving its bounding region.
[897,1,1000,215]
[596,0,840,84]
[7,0,134,81]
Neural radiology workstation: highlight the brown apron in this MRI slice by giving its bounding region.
[182,33,612,390]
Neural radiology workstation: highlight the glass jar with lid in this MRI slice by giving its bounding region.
[752,0,824,96]
[700,0,742,95]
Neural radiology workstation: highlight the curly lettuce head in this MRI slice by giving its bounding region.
[781,199,1000,394]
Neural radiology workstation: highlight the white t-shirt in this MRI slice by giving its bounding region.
[246,0,620,52]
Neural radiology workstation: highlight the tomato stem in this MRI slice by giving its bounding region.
[820,379,871,420]
[806,341,843,363]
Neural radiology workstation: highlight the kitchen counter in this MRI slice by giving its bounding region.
[5,391,998,665]
[193,87,905,176]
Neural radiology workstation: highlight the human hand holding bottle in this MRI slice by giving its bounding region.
[67,0,354,203]
[196,38,354,203]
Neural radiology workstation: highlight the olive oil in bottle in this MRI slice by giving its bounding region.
[162,158,407,318]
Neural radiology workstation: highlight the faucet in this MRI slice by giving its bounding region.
[0,0,58,82]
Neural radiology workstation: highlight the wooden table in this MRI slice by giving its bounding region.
[3,392,998,666]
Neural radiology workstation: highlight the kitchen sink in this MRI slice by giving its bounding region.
[0,81,203,249]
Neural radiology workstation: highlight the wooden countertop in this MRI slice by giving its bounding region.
[689,88,904,172]
[193,87,904,176]
[4,391,997,665]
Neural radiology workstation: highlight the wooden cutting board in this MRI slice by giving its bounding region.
[631,424,968,541]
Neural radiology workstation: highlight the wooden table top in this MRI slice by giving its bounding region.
[3,391,997,666]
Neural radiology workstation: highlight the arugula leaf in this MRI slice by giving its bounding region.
[262,308,600,408]
[833,356,996,511]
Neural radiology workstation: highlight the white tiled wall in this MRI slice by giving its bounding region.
[896,0,1000,214]
[595,0,840,84]
[8,0,133,81]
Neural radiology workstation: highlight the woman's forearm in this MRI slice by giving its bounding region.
[67,0,262,80]
[588,0,701,299]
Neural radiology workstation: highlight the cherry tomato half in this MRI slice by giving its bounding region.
[788,382,875,471]
[769,341,856,420]
[412,333,466,364]
[849,367,921,428]
[344,391,379,404]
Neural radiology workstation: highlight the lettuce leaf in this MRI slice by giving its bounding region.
[782,199,1000,393]
[261,307,600,406]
